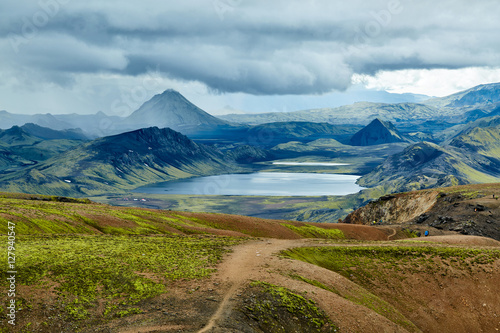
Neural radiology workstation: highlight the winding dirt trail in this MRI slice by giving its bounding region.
[198,239,308,332]
[387,228,397,240]
[197,238,411,333]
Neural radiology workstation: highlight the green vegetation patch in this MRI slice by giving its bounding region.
[0,234,240,326]
[0,196,231,236]
[288,274,417,332]
[283,224,345,239]
[283,246,500,285]
[282,246,500,331]
[241,281,339,332]
[288,274,340,295]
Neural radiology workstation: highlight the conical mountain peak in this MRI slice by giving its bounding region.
[349,118,406,146]
[123,90,226,133]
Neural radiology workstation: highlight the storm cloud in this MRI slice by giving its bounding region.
[0,0,499,113]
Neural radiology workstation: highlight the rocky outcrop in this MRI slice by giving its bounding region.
[344,185,500,241]
[343,190,440,225]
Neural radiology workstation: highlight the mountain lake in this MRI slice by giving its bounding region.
[134,171,365,196]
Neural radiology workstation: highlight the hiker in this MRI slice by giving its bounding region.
[424,230,429,237]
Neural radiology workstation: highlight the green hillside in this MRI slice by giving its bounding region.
[0,125,87,165]
[0,127,240,197]
[359,125,500,193]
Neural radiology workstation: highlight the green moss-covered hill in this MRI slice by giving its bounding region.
[0,192,388,240]
[0,191,499,333]
[358,124,500,193]
[0,127,241,197]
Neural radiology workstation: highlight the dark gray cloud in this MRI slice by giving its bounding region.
[0,0,499,97]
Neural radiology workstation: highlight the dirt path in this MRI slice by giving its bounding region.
[387,228,397,240]
[197,238,412,333]
[112,233,500,333]
[198,239,309,332]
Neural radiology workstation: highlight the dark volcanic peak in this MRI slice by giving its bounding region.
[88,126,207,161]
[80,126,238,176]
[92,126,216,162]
[123,89,226,132]
[349,118,406,146]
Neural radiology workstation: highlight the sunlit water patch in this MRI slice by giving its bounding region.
[134,172,365,196]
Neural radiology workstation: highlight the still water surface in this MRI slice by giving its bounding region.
[134,172,365,196]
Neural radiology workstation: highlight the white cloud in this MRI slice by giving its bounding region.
[0,0,500,114]
[353,67,500,97]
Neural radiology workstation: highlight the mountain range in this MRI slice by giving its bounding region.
[220,102,445,125]
[0,127,240,196]
[1,82,500,206]
[0,90,226,137]
[358,119,500,193]
[2,78,500,333]
[221,83,500,126]
[425,83,500,109]
[0,124,89,171]
[0,83,498,138]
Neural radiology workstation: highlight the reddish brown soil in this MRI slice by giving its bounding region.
[4,192,500,332]
[0,192,390,240]
[97,235,500,333]
[343,183,500,242]
[414,235,500,246]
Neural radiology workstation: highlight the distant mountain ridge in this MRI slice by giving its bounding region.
[0,123,88,145]
[424,83,500,108]
[0,124,89,169]
[0,125,38,146]
[243,121,359,146]
[19,123,88,141]
[1,83,499,137]
[220,102,447,125]
[0,110,120,137]
[0,90,228,137]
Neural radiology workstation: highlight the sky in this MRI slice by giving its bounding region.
[0,0,499,116]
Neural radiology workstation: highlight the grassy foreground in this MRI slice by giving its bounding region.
[0,234,240,332]
[282,245,500,332]
[0,192,386,240]
[1,191,499,332]
[283,246,500,281]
